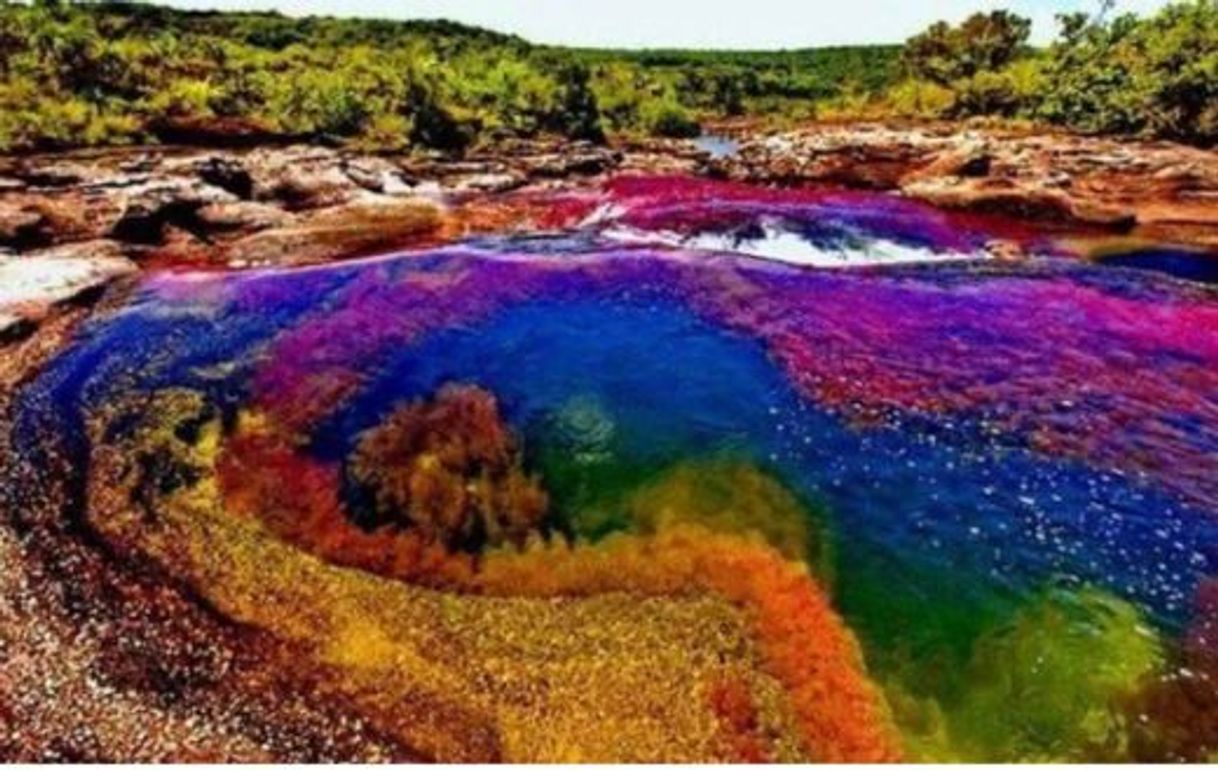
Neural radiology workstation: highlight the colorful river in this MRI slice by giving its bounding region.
[6,176,1218,761]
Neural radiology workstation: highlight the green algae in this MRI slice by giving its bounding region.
[884,584,1166,761]
[624,459,831,573]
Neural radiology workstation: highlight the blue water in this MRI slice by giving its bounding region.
[1102,249,1218,285]
[12,248,1218,702]
[307,296,1218,658]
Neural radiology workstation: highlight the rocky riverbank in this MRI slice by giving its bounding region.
[710,122,1218,247]
[1,123,1215,380]
[0,139,641,351]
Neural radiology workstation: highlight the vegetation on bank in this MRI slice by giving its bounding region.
[0,0,1213,153]
[881,1,1218,147]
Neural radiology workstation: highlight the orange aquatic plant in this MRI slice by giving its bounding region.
[476,527,902,762]
[216,401,902,762]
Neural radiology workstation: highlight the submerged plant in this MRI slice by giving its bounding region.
[348,384,548,552]
[626,459,829,572]
[946,585,1165,761]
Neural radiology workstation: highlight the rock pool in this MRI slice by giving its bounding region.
[5,175,1218,762]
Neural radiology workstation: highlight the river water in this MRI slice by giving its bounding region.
[8,174,1218,761]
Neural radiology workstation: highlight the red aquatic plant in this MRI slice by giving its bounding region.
[708,674,772,763]
[218,424,476,588]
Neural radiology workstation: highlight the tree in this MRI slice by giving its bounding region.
[1037,0,1218,146]
[548,62,605,143]
[902,11,1032,85]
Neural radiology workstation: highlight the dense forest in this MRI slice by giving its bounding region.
[0,0,1214,153]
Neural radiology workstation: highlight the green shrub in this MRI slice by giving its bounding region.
[546,62,605,143]
[951,60,1045,117]
[641,100,701,138]
[884,78,956,117]
[0,0,1211,151]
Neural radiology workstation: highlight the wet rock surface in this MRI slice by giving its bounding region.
[712,123,1218,247]
[0,140,630,356]
[0,138,627,268]
[0,124,1213,373]
[0,249,136,342]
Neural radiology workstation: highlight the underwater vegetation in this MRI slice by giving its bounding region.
[4,175,1218,761]
[347,384,548,551]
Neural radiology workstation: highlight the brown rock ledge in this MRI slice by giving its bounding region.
[711,122,1218,248]
[0,139,630,356]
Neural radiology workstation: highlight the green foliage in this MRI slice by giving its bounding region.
[546,62,605,142]
[640,99,701,138]
[884,78,957,118]
[947,586,1164,761]
[949,59,1044,118]
[1037,0,1218,145]
[589,62,653,134]
[0,1,1211,152]
[888,0,1217,146]
[881,585,1165,762]
[0,2,907,151]
[267,66,371,137]
[0,2,569,151]
[902,11,1032,86]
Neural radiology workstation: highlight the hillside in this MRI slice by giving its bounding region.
[0,2,899,152]
[0,1,1213,152]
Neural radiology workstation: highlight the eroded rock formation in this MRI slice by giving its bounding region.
[711,122,1218,248]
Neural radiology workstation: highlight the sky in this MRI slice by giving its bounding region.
[158,0,1174,48]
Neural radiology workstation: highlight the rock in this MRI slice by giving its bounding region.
[341,157,416,196]
[226,195,443,266]
[985,239,1027,262]
[25,239,127,262]
[118,153,164,175]
[531,150,617,178]
[110,180,237,244]
[721,122,1216,243]
[263,166,357,210]
[0,251,136,339]
[443,161,499,175]
[902,177,1138,231]
[144,194,443,268]
[903,145,993,182]
[42,192,127,245]
[0,205,50,249]
[9,161,90,188]
[195,157,254,199]
[0,310,29,343]
[0,310,35,343]
[450,172,527,195]
[244,146,359,210]
[193,201,292,235]
[146,114,287,147]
